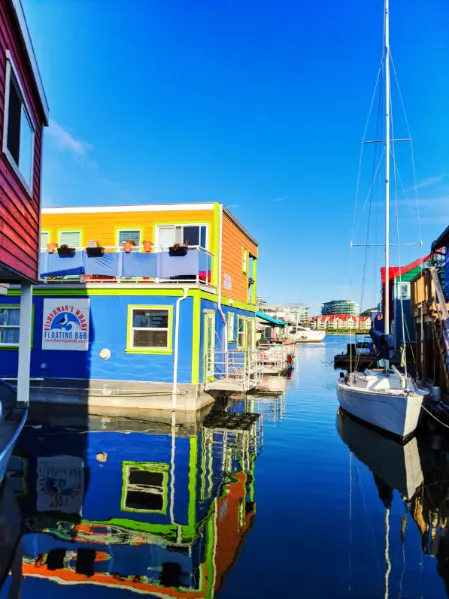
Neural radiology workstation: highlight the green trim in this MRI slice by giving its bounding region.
[121,461,169,515]
[205,513,216,599]
[212,203,220,288]
[251,258,257,305]
[187,437,198,539]
[126,304,173,354]
[0,304,34,350]
[199,290,256,313]
[191,293,201,384]
[227,311,235,342]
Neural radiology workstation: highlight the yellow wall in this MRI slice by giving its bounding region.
[42,209,216,251]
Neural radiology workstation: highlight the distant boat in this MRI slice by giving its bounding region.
[336,0,428,439]
[292,326,325,343]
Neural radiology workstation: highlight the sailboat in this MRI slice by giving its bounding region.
[336,0,429,440]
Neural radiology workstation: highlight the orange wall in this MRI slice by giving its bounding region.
[221,213,258,304]
[42,209,216,251]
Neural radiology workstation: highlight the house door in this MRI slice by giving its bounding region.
[204,312,215,381]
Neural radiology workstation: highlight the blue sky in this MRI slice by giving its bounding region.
[24,0,449,314]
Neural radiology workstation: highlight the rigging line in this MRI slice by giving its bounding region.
[352,56,385,244]
[390,163,421,245]
[390,52,423,244]
[391,97,408,377]
[421,403,449,430]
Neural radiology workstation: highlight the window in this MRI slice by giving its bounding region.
[40,231,49,250]
[227,312,235,342]
[59,231,81,248]
[121,462,168,514]
[156,225,207,250]
[400,283,410,300]
[0,307,20,346]
[242,249,248,274]
[118,229,141,251]
[3,53,35,191]
[237,316,246,349]
[127,305,172,353]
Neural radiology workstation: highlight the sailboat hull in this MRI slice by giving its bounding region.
[336,380,423,439]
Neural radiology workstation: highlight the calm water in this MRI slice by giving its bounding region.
[0,335,447,598]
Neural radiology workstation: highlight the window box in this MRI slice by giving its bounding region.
[57,246,76,257]
[169,245,188,257]
[86,247,105,257]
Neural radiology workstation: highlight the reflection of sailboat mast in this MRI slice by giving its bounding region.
[384,507,391,599]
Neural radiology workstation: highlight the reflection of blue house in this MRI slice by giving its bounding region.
[9,408,258,597]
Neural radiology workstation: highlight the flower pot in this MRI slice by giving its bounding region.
[57,247,76,257]
[169,246,188,257]
[47,243,57,254]
[124,242,134,253]
[143,241,153,253]
[86,247,105,257]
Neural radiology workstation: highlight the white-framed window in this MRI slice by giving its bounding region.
[156,225,207,250]
[227,312,235,342]
[0,307,20,346]
[3,51,35,193]
[118,229,141,251]
[399,283,410,300]
[127,306,172,352]
[122,462,168,514]
[40,231,49,250]
[59,231,81,248]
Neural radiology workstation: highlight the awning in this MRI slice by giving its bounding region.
[256,311,286,326]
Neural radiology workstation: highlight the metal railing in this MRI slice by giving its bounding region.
[39,246,214,287]
[205,349,262,391]
[256,343,287,372]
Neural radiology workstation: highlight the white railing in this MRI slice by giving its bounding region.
[205,349,262,391]
[256,343,287,372]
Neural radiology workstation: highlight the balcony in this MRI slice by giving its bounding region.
[39,246,214,286]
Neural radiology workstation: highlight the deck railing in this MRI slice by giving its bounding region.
[204,349,262,391]
[39,246,214,286]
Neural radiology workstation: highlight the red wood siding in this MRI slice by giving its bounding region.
[0,1,45,282]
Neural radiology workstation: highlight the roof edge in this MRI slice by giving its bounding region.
[222,206,258,247]
[432,225,449,252]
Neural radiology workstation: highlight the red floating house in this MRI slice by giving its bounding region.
[0,0,48,403]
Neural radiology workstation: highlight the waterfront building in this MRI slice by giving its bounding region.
[0,0,49,404]
[256,303,309,325]
[321,300,359,316]
[0,202,260,409]
[311,315,371,331]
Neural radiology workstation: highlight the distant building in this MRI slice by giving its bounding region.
[256,303,309,325]
[311,315,371,331]
[321,300,359,316]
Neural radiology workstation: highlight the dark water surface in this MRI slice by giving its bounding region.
[0,335,448,598]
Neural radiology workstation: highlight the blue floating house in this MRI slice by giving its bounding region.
[0,202,262,410]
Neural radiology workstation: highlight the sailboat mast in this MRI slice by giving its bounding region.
[384,0,391,336]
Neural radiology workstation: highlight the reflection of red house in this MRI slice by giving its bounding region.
[214,472,255,594]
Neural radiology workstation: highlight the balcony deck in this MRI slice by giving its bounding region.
[39,246,214,287]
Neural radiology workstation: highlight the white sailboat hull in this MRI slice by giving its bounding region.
[336,377,424,438]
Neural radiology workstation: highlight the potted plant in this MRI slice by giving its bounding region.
[123,239,137,253]
[143,240,153,253]
[169,240,189,257]
[57,244,76,257]
[86,240,105,257]
[47,242,57,254]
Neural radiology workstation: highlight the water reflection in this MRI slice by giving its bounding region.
[338,409,449,597]
[0,396,280,597]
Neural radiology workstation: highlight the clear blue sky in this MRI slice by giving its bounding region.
[24,0,449,314]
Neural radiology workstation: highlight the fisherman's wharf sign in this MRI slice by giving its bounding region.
[42,299,90,351]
